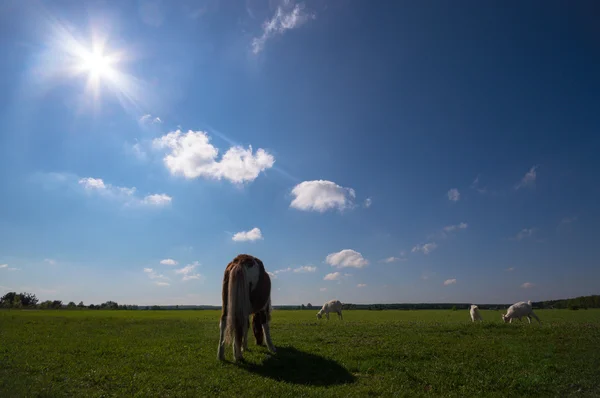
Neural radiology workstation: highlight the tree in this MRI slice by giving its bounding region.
[301,304,305,310]
[67,301,76,309]
[77,301,85,308]
[307,303,313,309]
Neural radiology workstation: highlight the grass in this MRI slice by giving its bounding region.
[1,309,600,397]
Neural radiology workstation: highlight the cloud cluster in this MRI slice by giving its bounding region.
[447,188,460,202]
[443,278,457,286]
[160,259,178,266]
[411,243,438,255]
[443,222,468,233]
[290,180,355,213]
[232,227,263,242]
[78,177,172,207]
[294,265,316,273]
[175,261,204,282]
[251,2,315,54]
[326,249,368,269]
[153,130,275,184]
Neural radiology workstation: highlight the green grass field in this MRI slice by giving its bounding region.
[1,309,600,397]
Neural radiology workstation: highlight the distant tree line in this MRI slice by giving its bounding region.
[2,291,599,311]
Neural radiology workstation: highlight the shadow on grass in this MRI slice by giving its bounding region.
[241,346,355,386]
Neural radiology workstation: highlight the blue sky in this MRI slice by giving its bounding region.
[1,0,599,306]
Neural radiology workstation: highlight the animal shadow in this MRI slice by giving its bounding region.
[242,346,355,386]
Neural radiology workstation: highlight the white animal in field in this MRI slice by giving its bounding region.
[470,305,483,322]
[501,300,541,324]
[316,299,343,320]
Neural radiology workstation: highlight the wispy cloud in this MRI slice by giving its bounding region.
[506,267,516,272]
[319,287,327,292]
[232,227,263,242]
[380,256,406,264]
[294,265,317,273]
[74,176,172,208]
[521,282,534,288]
[443,222,468,233]
[139,114,162,125]
[470,174,488,194]
[357,283,367,288]
[44,258,57,265]
[323,272,342,281]
[251,2,315,54]
[443,278,457,286]
[326,249,368,269]
[411,243,437,255]
[290,180,356,213]
[175,261,204,282]
[152,130,275,184]
[447,188,460,202]
[0,264,19,271]
[512,228,536,241]
[155,281,170,287]
[160,259,178,266]
[143,268,169,281]
[364,197,372,208]
[515,165,539,190]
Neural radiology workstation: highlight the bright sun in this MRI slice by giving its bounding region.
[81,51,111,78]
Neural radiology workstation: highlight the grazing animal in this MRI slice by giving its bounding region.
[316,299,343,320]
[217,254,276,362]
[501,300,541,324]
[470,305,483,322]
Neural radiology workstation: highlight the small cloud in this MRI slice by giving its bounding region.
[142,194,172,207]
[443,222,468,233]
[319,287,327,292]
[1,264,19,271]
[515,165,539,190]
[357,283,367,288]
[44,259,57,265]
[470,174,488,194]
[155,282,170,287]
[267,271,277,279]
[325,249,368,268]
[139,114,162,125]
[0,264,6,268]
[411,243,438,255]
[274,267,292,274]
[513,228,536,241]
[160,259,178,266]
[144,268,169,281]
[77,176,172,208]
[447,188,460,202]
[153,130,275,184]
[380,256,406,264]
[251,2,316,54]
[175,261,204,282]
[232,227,263,242]
[443,278,457,286]
[521,282,534,288]
[324,272,342,281]
[294,265,317,273]
[506,267,516,272]
[290,180,356,213]
[364,197,372,208]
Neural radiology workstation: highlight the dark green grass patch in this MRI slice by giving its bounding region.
[1,309,599,397]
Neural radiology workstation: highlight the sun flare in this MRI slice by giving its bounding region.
[81,51,112,78]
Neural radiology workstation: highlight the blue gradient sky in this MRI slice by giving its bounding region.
[1,0,599,305]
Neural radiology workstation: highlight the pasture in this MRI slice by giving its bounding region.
[1,309,600,397]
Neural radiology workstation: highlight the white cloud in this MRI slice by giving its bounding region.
[160,259,178,266]
[521,282,534,288]
[155,281,170,287]
[267,271,277,279]
[78,177,172,208]
[290,180,356,213]
[443,278,457,286]
[447,188,460,202]
[514,228,535,241]
[357,283,367,288]
[443,222,468,233]
[144,268,169,281]
[364,198,372,208]
[232,227,263,242]
[44,258,57,265]
[326,249,368,269]
[175,261,204,282]
[319,287,327,292]
[411,243,438,255]
[323,272,342,281]
[0,264,6,268]
[139,114,163,124]
[506,267,516,272]
[152,130,275,184]
[515,165,538,190]
[251,2,315,54]
[380,256,406,264]
[294,265,316,273]
[0,264,18,271]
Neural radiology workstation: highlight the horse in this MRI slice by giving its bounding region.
[217,254,276,362]
[316,299,343,320]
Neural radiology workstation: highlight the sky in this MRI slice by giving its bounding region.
[0,0,599,306]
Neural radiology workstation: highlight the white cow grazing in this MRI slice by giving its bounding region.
[470,305,483,322]
[317,299,343,320]
[502,300,541,324]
